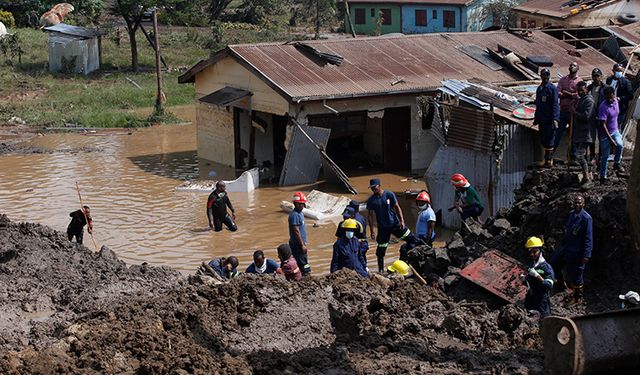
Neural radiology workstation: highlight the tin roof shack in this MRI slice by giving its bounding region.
[43,23,103,75]
[425,80,538,229]
[514,0,640,28]
[178,30,613,184]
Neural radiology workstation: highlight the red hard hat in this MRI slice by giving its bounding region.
[451,173,468,188]
[292,192,307,204]
[416,191,431,204]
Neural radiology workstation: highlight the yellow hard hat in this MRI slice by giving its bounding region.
[525,236,544,249]
[388,260,411,276]
[341,218,358,230]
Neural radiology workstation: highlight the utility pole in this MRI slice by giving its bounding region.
[152,8,165,116]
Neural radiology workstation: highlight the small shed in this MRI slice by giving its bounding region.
[43,23,102,75]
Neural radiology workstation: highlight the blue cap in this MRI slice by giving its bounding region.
[369,178,381,187]
[342,207,355,218]
[348,200,360,211]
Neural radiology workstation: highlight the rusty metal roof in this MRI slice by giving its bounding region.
[447,105,496,153]
[514,0,622,19]
[180,30,615,102]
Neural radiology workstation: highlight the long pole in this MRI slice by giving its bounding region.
[75,182,99,251]
[152,9,165,116]
[343,0,357,38]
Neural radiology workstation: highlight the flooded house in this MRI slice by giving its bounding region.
[179,29,614,189]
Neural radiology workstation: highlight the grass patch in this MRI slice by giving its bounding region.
[0,25,294,128]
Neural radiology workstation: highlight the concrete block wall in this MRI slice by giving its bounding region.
[196,102,235,168]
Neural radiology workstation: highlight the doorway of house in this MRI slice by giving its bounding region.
[382,106,411,171]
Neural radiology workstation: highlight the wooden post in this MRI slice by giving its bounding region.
[97,34,102,68]
[344,0,357,38]
[152,9,165,115]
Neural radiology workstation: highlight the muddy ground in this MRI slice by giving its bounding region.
[0,166,637,374]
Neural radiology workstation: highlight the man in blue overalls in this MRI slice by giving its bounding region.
[523,237,555,319]
[330,219,368,277]
[551,194,593,305]
[533,68,560,167]
[367,178,418,272]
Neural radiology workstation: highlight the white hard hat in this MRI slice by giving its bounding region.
[618,291,640,305]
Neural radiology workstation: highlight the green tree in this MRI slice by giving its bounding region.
[209,0,232,21]
[0,0,104,27]
[238,0,285,26]
[298,0,335,39]
[110,0,159,72]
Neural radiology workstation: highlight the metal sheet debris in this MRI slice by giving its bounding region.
[460,249,528,304]
[279,124,330,186]
[198,87,252,107]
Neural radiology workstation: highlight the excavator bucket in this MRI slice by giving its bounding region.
[459,249,528,304]
[542,308,640,375]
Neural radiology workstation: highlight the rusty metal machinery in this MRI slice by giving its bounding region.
[542,308,640,374]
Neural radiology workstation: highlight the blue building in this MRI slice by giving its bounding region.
[344,0,497,35]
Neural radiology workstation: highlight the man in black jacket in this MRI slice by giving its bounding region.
[573,81,596,184]
[67,206,93,244]
[606,63,634,129]
[206,181,237,232]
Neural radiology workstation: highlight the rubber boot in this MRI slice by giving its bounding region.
[572,285,584,305]
[544,149,555,168]
[377,256,384,273]
[538,149,550,167]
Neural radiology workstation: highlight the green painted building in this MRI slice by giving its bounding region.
[347,3,402,35]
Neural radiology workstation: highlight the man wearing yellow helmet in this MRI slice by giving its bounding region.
[330,219,368,277]
[523,237,555,319]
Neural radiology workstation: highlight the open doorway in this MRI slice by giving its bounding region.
[382,107,411,171]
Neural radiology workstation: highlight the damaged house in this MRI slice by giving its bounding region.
[178,29,612,189]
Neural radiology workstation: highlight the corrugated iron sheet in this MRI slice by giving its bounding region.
[279,125,331,186]
[43,23,102,38]
[198,87,252,107]
[425,123,535,229]
[447,105,495,153]
[514,0,621,19]
[218,30,615,102]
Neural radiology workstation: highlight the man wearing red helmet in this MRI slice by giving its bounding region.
[289,192,311,276]
[451,174,484,221]
[400,190,437,260]
[415,191,437,245]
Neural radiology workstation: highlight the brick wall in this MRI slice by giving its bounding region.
[196,102,235,168]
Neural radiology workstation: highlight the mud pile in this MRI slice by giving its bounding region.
[0,214,543,374]
[411,166,638,315]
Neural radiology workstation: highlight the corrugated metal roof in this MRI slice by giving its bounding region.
[447,105,496,153]
[514,0,622,19]
[603,25,640,45]
[198,87,252,107]
[224,30,613,101]
[43,23,103,38]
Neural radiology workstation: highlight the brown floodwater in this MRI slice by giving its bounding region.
[0,109,439,274]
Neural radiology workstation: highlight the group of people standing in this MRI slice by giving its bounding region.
[534,63,632,183]
[204,174,485,281]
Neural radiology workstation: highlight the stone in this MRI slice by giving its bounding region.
[434,248,451,271]
[444,274,460,288]
[488,218,511,236]
[447,238,469,259]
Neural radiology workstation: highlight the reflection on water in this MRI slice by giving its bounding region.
[0,122,434,274]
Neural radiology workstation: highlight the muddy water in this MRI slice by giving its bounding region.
[0,117,435,274]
